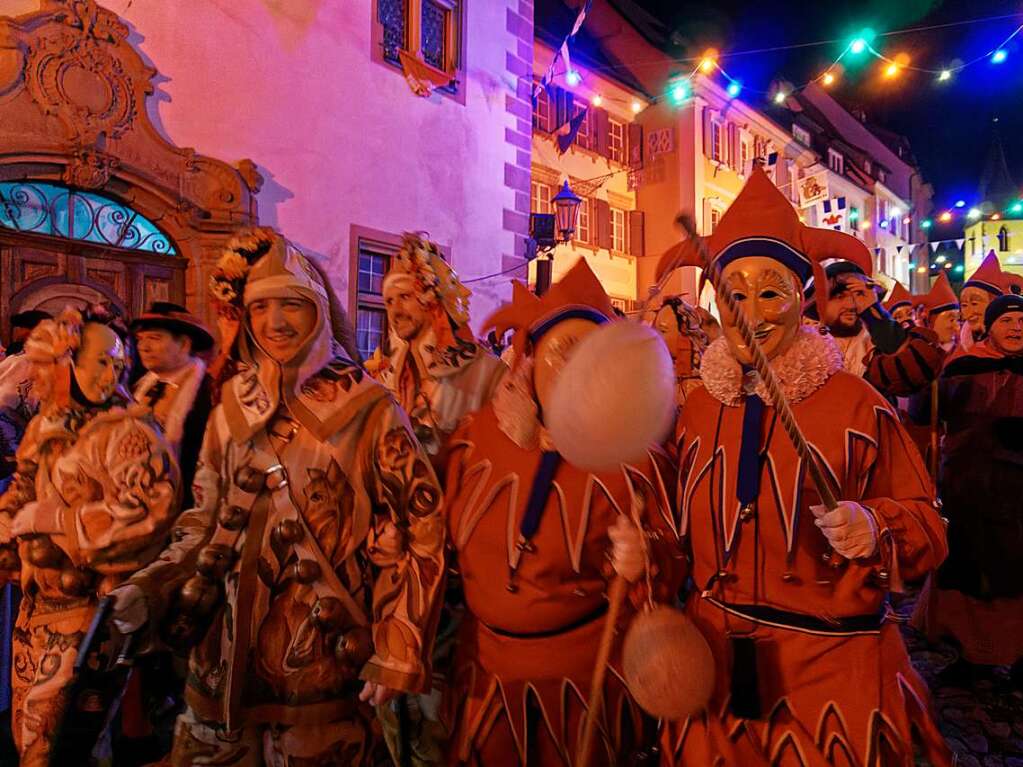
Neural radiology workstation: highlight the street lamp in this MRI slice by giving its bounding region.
[530,181,582,295]
[551,180,582,241]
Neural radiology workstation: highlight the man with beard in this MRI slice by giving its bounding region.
[368,233,505,469]
[657,168,951,766]
[0,307,179,766]
[806,262,906,377]
[109,231,445,765]
[884,281,916,327]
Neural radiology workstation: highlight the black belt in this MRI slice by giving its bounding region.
[482,602,609,640]
[704,597,885,636]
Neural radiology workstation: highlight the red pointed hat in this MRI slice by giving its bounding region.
[963,251,1004,296]
[883,281,913,313]
[997,269,1023,296]
[923,272,959,316]
[656,167,872,316]
[484,258,615,359]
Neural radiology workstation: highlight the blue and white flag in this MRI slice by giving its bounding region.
[819,196,847,231]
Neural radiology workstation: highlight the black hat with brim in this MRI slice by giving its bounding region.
[131,302,214,353]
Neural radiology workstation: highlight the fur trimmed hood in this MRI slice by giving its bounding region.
[700,325,844,406]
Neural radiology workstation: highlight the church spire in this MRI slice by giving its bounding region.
[978,117,1018,207]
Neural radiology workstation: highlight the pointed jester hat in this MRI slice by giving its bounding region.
[655,166,873,319]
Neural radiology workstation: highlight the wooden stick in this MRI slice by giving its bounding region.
[929,379,939,481]
[576,577,628,767]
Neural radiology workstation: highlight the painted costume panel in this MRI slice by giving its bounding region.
[0,403,178,766]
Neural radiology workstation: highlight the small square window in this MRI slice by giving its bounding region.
[793,124,811,146]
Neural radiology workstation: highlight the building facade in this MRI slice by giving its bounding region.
[1,0,529,355]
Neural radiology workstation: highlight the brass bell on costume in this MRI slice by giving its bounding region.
[58,567,94,596]
[334,626,373,667]
[25,536,66,568]
[311,596,345,632]
[196,543,236,579]
[621,605,715,720]
[0,544,20,571]
[292,559,321,584]
[177,574,221,616]
[274,519,304,545]
[234,465,267,494]
[218,505,249,531]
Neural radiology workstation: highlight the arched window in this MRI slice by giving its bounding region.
[0,181,176,255]
[999,226,1010,252]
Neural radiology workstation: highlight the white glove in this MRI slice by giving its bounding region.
[811,501,878,559]
[110,584,149,634]
[608,515,645,583]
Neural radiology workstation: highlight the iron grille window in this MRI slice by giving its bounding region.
[0,180,176,255]
[377,0,407,65]
[421,0,447,70]
[377,0,461,89]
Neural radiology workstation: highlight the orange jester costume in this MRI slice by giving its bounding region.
[658,169,953,766]
[441,261,683,766]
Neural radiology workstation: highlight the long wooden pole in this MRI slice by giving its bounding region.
[576,577,627,767]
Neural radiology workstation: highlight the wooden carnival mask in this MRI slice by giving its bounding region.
[717,256,803,364]
[72,322,127,405]
[959,286,992,335]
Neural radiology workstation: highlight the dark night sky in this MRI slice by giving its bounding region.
[626,0,1023,215]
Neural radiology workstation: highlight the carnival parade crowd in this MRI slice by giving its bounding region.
[0,167,1019,766]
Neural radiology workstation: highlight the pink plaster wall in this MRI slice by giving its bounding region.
[10,0,529,326]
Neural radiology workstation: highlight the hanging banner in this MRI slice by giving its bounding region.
[797,170,829,209]
[929,242,941,253]
[818,196,847,231]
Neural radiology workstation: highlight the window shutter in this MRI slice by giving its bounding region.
[702,107,712,158]
[595,199,612,249]
[594,108,610,158]
[629,210,645,257]
[727,123,737,168]
[627,123,643,167]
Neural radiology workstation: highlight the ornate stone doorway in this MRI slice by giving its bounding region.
[0,0,264,342]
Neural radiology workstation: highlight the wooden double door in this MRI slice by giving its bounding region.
[0,230,186,343]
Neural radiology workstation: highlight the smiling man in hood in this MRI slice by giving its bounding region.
[110,230,446,766]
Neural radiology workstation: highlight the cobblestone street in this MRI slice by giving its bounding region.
[899,596,1023,766]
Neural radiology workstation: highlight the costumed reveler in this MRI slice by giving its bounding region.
[658,168,952,766]
[651,295,710,407]
[919,273,961,354]
[0,307,179,767]
[366,232,506,468]
[109,230,446,765]
[883,282,915,328]
[958,251,1004,352]
[910,293,1023,687]
[442,259,683,766]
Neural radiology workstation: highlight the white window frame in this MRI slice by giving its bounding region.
[530,180,552,214]
[710,120,724,163]
[576,197,591,244]
[828,148,844,175]
[609,119,625,163]
[610,207,626,253]
[533,88,552,132]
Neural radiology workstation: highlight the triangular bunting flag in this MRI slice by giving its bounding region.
[556,108,588,154]
[955,239,965,250]
[929,242,940,253]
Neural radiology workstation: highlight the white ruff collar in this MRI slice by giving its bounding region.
[700,325,844,406]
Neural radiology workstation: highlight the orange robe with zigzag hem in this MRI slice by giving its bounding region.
[667,330,953,767]
[442,405,683,767]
